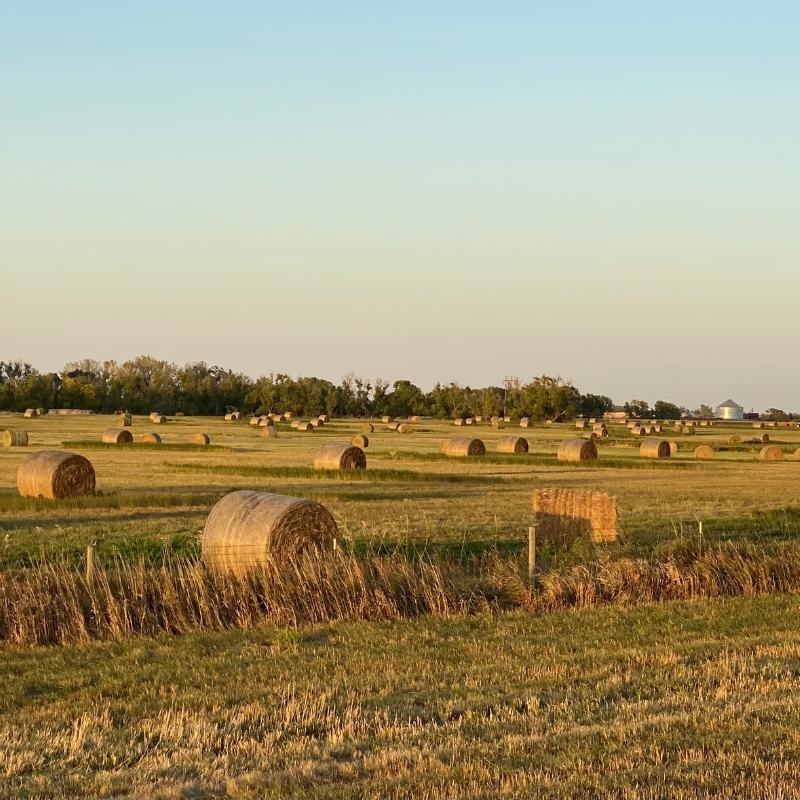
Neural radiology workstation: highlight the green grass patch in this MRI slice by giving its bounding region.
[0,491,220,514]
[61,440,231,452]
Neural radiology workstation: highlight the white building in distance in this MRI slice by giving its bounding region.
[716,399,744,420]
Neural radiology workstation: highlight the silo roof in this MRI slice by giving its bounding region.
[717,399,742,408]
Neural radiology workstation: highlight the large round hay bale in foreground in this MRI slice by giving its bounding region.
[351,434,369,448]
[261,426,278,438]
[557,438,597,462]
[190,433,210,445]
[397,423,412,434]
[23,409,38,419]
[2,429,28,447]
[314,443,366,470]
[139,433,162,444]
[202,490,338,573]
[497,435,528,454]
[694,445,715,460]
[17,451,96,499]
[102,428,133,444]
[640,439,671,458]
[729,435,742,444]
[492,419,505,429]
[760,446,783,461]
[362,422,374,433]
[297,422,313,432]
[669,441,679,454]
[442,437,486,457]
[119,413,132,426]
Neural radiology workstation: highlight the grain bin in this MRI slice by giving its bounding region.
[314,443,366,470]
[139,433,162,444]
[2,429,28,447]
[760,446,783,461]
[497,435,528,454]
[557,438,597,462]
[441,437,486,457]
[201,490,338,573]
[640,439,671,458]
[17,451,96,499]
[102,428,133,444]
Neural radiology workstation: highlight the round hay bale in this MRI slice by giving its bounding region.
[36,408,45,416]
[441,437,486,457]
[362,423,374,433]
[284,412,294,419]
[492,419,506,429]
[761,432,770,443]
[575,420,588,429]
[682,426,695,436]
[250,416,261,426]
[297,422,314,432]
[139,433,162,444]
[351,434,369,448]
[261,426,278,439]
[311,418,324,428]
[753,422,764,429]
[102,428,133,444]
[700,420,708,427]
[453,419,466,427]
[259,417,273,427]
[589,418,597,424]
[319,414,330,424]
[150,412,161,421]
[760,445,783,461]
[175,411,185,417]
[595,427,609,438]
[627,421,639,429]
[396,423,412,434]
[17,451,96,499]
[694,445,715,459]
[669,441,679,454]
[381,416,393,424]
[640,439,671,458]
[224,413,235,422]
[503,416,511,423]
[191,433,211,445]
[465,418,475,426]
[2,429,28,447]
[119,413,132,426]
[152,414,166,424]
[201,490,338,572]
[410,416,422,422]
[794,448,800,462]
[23,409,38,419]
[520,417,532,428]
[474,416,483,423]
[290,420,301,428]
[592,423,607,433]
[314,443,366,470]
[387,421,400,430]
[631,426,644,436]
[673,423,684,433]
[584,431,599,440]
[497,435,528,454]
[653,425,662,433]
[557,438,597,462]
[729,435,742,444]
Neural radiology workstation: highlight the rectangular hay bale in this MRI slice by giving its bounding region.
[532,487,618,545]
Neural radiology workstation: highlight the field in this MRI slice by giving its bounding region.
[2,412,800,798]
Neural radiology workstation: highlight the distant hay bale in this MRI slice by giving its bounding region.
[387,421,400,430]
[351,434,369,448]
[682,426,695,436]
[290,420,301,428]
[668,441,679,454]
[410,416,421,422]
[627,421,638,429]
[150,412,161,421]
[319,414,330,424]
[640,439,671,458]
[503,416,511,423]
[139,433,162,444]
[23,409,38,419]
[152,414,166,424]
[314,443,366,470]
[232,412,241,420]
[381,416,393,424]
[557,438,597,462]
[259,417,273,427]
[592,423,607,434]
[224,413,235,421]
[492,419,505,429]
[175,411,185,417]
[589,418,597,424]
[201,490,338,573]
[36,408,45,416]
[453,418,466,426]
[190,433,210,445]
[700,421,708,426]
[575,420,588,429]
[362,422,374,433]
[753,422,765,429]
[474,416,483,423]
[261,426,278,439]
[17,451,95,499]
[694,445,715,459]
[441,437,486,457]
[751,433,770,444]
[311,418,324,428]
[653,425,662,433]
[284,412,294,419]
[250,416,261,426]
[497,435,528,454]
[2,429,28,447]
[533,488,618,544]
[397,423,412,434]
[631,426,644,436]
[673,423,684,433]
[297,422,314,432]
[584,432,598,440]
[794,448,800,462]
[465,418,475,426]
[760,445,783,461]
[119,413,132,427]
[520,418,532,428]
[102,428,133,444]
[729,435,742,444]
[644,425,656,434]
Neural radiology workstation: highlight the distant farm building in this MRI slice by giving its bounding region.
[716,399,744,420]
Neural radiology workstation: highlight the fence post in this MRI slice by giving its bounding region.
[528,525,536,582]
[86,544,95,586]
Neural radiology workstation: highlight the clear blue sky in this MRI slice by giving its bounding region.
[1,2,798,412]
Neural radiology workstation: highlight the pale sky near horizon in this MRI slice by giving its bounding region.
[1,2,798,412]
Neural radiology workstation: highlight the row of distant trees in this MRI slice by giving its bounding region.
[623,398,796,422]
[0,356,791,421]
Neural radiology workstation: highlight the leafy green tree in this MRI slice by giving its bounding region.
[653,400,684,419]
[624,399,651,418]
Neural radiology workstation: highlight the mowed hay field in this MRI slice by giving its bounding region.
[4,413,800,797]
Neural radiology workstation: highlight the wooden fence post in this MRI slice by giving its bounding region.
[528,525,536,582]
[86,544,95,586]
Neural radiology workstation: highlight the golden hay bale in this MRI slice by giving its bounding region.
[351,434,369,448]
[297,422,314,432]
[474,416,483,423]
[201,490,338,573]
[36,408,45,416]
[102,428,133,444]
[503,416,511,423]
[224,413,234,421]
[589,418,597,424]
[557,438,597,462]
[653,425,662,433]
[139,433,162,444]
[584,432,598,440]
[382,416,393,424]
[411,416,421,422]
[191,433,210,445]
[362,423,374,433]
[290,420,301,428]
[760,445,783,461]
[119,413,132,426]
[150,412,161,421]
[152,414,166,424]
[575,420,588,429]
[520,417,532,428]
[175,411,185,417]
[284,412,294,419]
[766,421,777,428]
[23,409,38,419]
[631,426,644,436]
[17,451,96,499]
[627,421,638,429]
[2,429,28,447]
[250,416,261,426]
[694,445,715,459]
[311,418,324,428]
[386,421,399,430]
[592,423,607,433]
[396,423,412,434]
[453,419,466,426]
[319,414,331,424]
[595,428,609,438]
[492,419,506,429]
[751,433,770,444]
[673,423,684,432]
[497,435,528,454]
[259,417,273,427]
[441,437,486,457]
[753,422,765,429]
[682,426,695,436]
[640,439,671,458]
[794,448,800,462]
[669,441,679,454]
[261,426,278,439]
[465,418,475,426]
[314,443,366,470]
[533,488,617,544]
[729,435,742,444]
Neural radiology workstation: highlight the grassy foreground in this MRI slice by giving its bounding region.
[3,594,800,798]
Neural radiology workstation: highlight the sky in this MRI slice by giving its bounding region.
[1,2,798,413]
